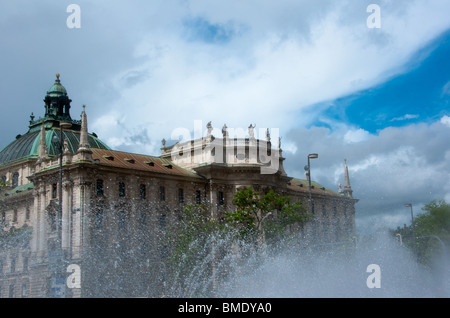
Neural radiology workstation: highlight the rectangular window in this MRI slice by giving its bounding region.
[178,188,184,204]
[218,191,224,206]
[195,190,201,204]
[96,179,104,196]
[118,182,125,197]
[139,184,146,200]
[159,186,165,201]
[13,209,18,223]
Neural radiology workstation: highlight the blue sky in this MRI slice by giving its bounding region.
[1,0,450,234]
[315,30,450,134]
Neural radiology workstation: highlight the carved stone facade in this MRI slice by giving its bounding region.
[0,75,357,297]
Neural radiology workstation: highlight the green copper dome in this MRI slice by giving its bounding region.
[0,74,111,166]
[0,127,110,166]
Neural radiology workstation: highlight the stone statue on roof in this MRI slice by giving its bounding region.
[222,124,228,138]
[206,121,213,138]
[248,124,255,139]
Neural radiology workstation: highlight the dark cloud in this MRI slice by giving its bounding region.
[283,119,450,234]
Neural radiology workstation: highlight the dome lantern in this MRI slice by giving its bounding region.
[44,73,72,121]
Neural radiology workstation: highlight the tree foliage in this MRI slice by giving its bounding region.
[226,187,311,244]
[162,187,311,296]
[392,200,450,266]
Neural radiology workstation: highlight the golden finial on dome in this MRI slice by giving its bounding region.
[56,73,60,79]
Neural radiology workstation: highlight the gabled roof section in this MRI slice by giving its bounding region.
[90,148,203,179]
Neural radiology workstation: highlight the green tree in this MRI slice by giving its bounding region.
[393,200,450,266]
[162,188,311,296]
[226,187,311,245]
[162,203,225,296]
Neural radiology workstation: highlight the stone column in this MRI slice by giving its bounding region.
[38,185,47,255]
[208,180,217,220]
[31,188,40,253]
[71,180,91,260]
[62,181,72,250]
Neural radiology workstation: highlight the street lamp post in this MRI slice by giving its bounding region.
[50,120,71,298]
[306,153,319,215]
[404,203,417,254]
[56,121,72,245]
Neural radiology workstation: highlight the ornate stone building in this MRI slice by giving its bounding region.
[0,75,357,297]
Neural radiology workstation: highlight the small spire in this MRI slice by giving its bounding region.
[77,105,92,154]
[344,159,353,198]
[37,121,48,162]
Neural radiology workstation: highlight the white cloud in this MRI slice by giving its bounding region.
[344,128,371,143]
[440,115,450,127]
[87,0,450,154]
[441,81,450,96]
[391,114,419,121]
